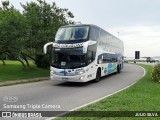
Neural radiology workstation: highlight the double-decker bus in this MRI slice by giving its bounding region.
[44,24,124,82]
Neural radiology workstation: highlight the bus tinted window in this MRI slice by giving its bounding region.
[98,53,118,64]
[89,26,100,41]
[55,26,89,41]
[87,44,96,65]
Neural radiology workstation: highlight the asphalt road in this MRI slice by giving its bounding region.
[0,64,145,119]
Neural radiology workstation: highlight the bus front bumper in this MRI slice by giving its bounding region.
[50,74,87,82]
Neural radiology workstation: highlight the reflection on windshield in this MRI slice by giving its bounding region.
[52,48,86,69]
[55,26,89,41]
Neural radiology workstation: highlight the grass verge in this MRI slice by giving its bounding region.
[56,64,160,120]
[0,61,49,81]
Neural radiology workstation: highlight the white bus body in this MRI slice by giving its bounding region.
[44,24,124,82]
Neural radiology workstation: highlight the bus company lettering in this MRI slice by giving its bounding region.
[53,43,83,48]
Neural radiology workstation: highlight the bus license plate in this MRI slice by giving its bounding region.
[62,78,68,81]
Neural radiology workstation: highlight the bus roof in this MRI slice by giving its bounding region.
[61,24,99,28]
[60,24,123,43]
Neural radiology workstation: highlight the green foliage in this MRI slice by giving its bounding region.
[35,54,50,68]
[56,65,160,120]
[0,0,74,68]
[20,0,74,54]
[0,7,29,67]
[152,63,160,83]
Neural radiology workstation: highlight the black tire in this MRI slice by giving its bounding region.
[94,69,101,82]
[117,65,121,74]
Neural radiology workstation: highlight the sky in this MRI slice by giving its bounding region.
[1,0,160,57]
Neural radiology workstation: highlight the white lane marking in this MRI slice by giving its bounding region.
[139,65,146,77]
[46,64,146,120]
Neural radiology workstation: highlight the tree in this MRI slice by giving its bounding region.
[0,6,30,67]
[0,0,74,68]
[21,0,74,68]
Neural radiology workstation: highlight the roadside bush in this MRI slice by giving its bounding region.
[151,63,160,83]
[35,54,50,68]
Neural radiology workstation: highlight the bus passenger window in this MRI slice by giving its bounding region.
[87,51,93,64]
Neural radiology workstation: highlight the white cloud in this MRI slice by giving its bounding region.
[3,0,160,57]
[107,25,160,57]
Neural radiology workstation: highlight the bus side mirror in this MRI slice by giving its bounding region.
[98,59,103,64]
[43,42,53,54]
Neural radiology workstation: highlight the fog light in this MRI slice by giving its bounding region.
[79,76,84,80]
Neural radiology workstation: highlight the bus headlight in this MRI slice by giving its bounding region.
[75,68,85,75]
[50,70,56,75]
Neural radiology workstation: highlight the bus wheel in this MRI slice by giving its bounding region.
[94,69,101,82]
[117,65,121,74]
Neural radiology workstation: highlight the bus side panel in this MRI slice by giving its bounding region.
[100,63,117,77]
[84,63,98,82]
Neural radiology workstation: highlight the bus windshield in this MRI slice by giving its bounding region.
[51,47,86,69]
[55,26,89,41]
